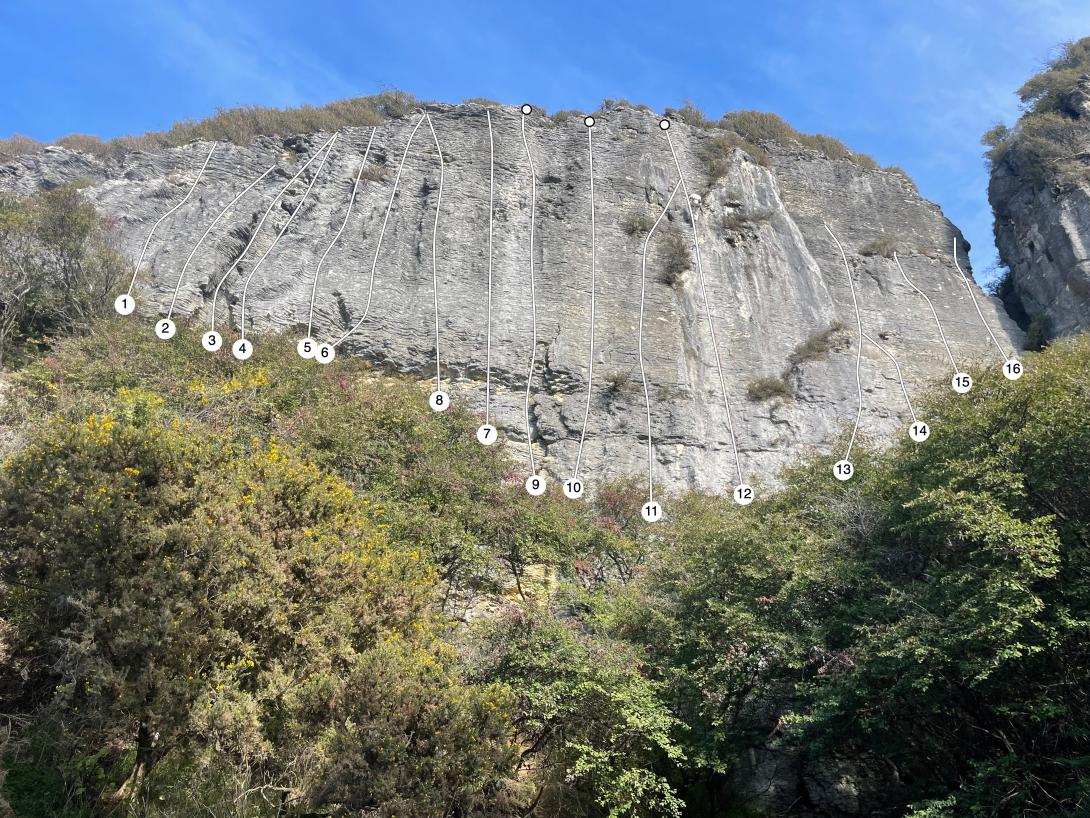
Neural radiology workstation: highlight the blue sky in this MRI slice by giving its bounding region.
[2,0,1086,279]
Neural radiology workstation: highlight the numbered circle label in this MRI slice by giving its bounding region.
[315,343,336,365]
[563,478,584,499]
[114,294,135,315]
[476,424,497,445]
[429,391,450,412]
[641,500,663,523]
[297,337,316,359]
[909,421,930,442]
[525,474,547,496]
[951,372,973,394]
[232,339,253,361]
[201,330,222,352]
[733,484,755,506]
[1002,358,1023,381]
[833,460,854,481]
[155,319,176,340]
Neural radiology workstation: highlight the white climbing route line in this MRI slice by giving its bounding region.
[126,143,217,296]
[824,223,865,463]
[863,332,917,422]
[572,116,597,484]
[951,237,1010,361]
[520,106,541,480]
[640,179,684,509]
[484,110,496,422]
[424,112,446,399]
[208,133,337,331]
[331,112,428,347]
[892,250,959,373]
[164,162,277,321]
[238,134,338,340]
[664,126,746,490]
[304,128,376,340]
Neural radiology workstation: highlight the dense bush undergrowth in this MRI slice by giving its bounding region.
[1,319,1087,817]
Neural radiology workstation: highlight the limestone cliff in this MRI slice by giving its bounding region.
[0,103,1021,491]
[989,75,1090,341]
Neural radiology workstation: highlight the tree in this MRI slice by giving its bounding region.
[469,606,684,818]
[0,185,124,366]
[0,406,517,814]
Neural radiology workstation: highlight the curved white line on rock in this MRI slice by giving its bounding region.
[573,124,597,481]
[824,223,865,461]
[209,133,337,330]
[639,180,684,505]
[664,129,745,488]
[951,237,1009,360]
[331,112,428,347]
[128,143,217,295]
[893,250,959,373]
[165,162,277,321]
[424,112,445,394]
[238,134,338,339]
[305,128,376,338]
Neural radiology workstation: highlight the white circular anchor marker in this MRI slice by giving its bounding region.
[201,330,222,352]
[525,474,546,496]
[909,421,931,443]
[315,343,336,365]
[1002,358,1023,380]
[154,318,176,340]
[733,484,755,506]
[114,294,135,315]
[297,337,316,359]
[429,390,450,412]
[563,478,584,499]
[952,372,973,394]
[476,424,497,445]
[641,500,663,522]
[232,339,253,361]
[833,460,854,481]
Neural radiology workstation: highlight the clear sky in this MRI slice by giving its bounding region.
[2,0,1086,279]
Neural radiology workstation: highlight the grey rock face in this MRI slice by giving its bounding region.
[0,104,1021,492]
[990,77,1090,339]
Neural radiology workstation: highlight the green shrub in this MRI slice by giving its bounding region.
[721,110,879,169]
[549,109,580,124]
[0,410,517,811]
[721,110,799,144]
[985,37,1090,186]
[0,134,41,162]
[665,101,715,129]
[721,207,773,232]
[1024,313,1051,351]
[55,133,109,157]
[1017,38,1090,114]
[360,161,388,182]
[786,322,846,368]
[746,375,792,401]
[0,185,125,366]
[621,209,655,237]
[657,229,691,285]
[603,369,633,395]
[703,133,769,180]
[859,236,900,258]
[884,165,920,192]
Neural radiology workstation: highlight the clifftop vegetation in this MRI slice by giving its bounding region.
[983,37,1090,186]
[0,93,894,182]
